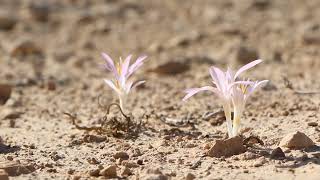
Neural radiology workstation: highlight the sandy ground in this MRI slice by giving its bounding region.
[0,0,320,179]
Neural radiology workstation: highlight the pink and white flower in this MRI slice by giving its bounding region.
[102,52,147,112]
[231,80,268,136]
[183,59,266,137]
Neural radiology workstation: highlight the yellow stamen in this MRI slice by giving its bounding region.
[116,61,121,74]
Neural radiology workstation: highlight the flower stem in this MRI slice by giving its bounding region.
[223,104,233,138]
[118,94,126,114]
[232,108,241,137]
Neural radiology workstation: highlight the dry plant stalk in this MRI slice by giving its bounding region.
[283,76,320,95]
[64,103,143,137]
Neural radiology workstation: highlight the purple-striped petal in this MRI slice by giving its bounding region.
[183,86,219,101]
[125,81,134,94]
[121,54,132,78]
[209,66,226,92]
[132,80,145,89]
[102,53,118,77]
[104,79,120,94]
[124,80,145,94]
[118,55,132,87]
[127,55,147,78]
[247,80,269,95]
[234,59,262,80]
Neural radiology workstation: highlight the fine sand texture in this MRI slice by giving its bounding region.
[0,0,320,179]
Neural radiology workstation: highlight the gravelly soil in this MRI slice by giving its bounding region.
[0,0,320,179]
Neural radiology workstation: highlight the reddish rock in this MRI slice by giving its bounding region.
[100,165,117,178]
[207,136,246,157]
[279,131,315,149]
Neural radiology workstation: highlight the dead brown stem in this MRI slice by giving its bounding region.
[282,76,320,95]
[64,102,135,136]
[63,112,104,133]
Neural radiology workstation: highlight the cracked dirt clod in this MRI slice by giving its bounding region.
[207,136,246,157]
[279,131,315,149]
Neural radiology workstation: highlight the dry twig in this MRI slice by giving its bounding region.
[283,76,320,95]
[64,102,140,137]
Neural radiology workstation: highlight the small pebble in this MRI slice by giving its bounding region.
[113,152,129,161]
[186,173,196,180]
[308,122,318,127]
[89,169,100,177]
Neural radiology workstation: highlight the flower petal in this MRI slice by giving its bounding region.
[209,67,226,92]
[118,55,132,87]
[132,80,145,89]
[104,79,120,94]
[127,55,147,78]
[102,53,118,77]
[125,81,134,94]
[247,80,269,94]
[121,54,132,78]
[183,86,219,101]
[234,59,262,80]
[226,67,234,81]
[124,80,145,94]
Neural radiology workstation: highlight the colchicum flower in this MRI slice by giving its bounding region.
[231,80,268,136]
[102,53,147,113]
[183,59,267,137]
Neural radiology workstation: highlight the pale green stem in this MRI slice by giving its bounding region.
[232,108,241,137]
[223,103,233,138]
